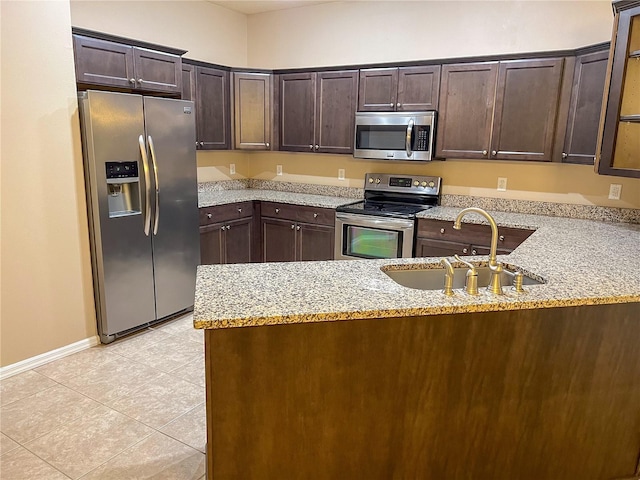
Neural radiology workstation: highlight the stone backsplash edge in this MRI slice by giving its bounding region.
[198,180,639,224]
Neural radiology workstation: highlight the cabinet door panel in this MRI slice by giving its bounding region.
[181,64,195,101]
[436,62,498,159]
[397,65,441,111]
[563,51,608,164]
[262,218,296,262]
[491,58,564,161]
[316,71,358,154]
[196,67,230,150]
[133,47,181,93]
[415,238,471,258]
[298,224,335,261]
[358,68,398,111]
[280,73,316,152]
[225,218,252,264]
[73,35,134,88]
[234,73,271,150]
[200,224,223,265]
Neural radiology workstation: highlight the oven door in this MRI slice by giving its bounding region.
[334,212,415,260]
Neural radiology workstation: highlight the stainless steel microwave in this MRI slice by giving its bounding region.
[353,111,436,161]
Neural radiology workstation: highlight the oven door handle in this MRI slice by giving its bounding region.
[335,212,415,230]
[406,119,414,158]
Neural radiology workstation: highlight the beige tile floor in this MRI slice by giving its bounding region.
[0,314,206,480]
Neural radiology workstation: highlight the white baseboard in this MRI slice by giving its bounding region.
[0,336,100,380]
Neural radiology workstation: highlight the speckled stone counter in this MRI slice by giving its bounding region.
[198,187,357,210]
[194,205,640,329]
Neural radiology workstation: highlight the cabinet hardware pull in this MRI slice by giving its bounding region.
[291,224,295,229]
[138,78,143,84]
[562,152,568,159]
[227,225,231,230]
[396,102,401,108]
[499,235,505,242]
[200,142,204,147]
[315,145,319,150]
[482,150,488,156]
[313,213,318,218]
[440,228,445,234]
[265,142,270,148]
[275,208,279,214]
[207,213,212,219]
[389,103,394,107]
[309,145,313,150]
[472,249,477,255]
[296,225,301,231]
[195,141,199,147]
[462,248,468,254]
[491,150,497,156]
[238,208,242,213]
[129,78,136,84]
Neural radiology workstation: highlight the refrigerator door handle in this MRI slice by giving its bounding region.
[148,135,160,235]
[138,134,152,236]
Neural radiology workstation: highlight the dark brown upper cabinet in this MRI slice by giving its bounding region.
[358,66,440,112]
[279,71,358,154]
[233,72,272,150]
[437,58,565,162]
[562,50,609,165]
[181,63,195,101]
[193,65,230,150]
[596,1,640,178]
[73,35,182,94]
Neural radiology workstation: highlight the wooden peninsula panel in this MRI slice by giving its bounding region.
[205,302,640,480]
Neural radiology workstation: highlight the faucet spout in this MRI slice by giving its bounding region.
[453,207,504,295]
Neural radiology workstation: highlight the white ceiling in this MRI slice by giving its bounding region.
[208,1,335,15]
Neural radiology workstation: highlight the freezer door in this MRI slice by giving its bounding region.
[143,96,199,319]
[79,91,157,340]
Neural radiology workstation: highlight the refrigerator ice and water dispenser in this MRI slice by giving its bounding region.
[105,161,141,218]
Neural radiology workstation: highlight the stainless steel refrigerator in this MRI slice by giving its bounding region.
[78,90,199,344]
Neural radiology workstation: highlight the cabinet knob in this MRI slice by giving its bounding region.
[309,145,313,150]
[313,213,318,218]
[226,225,231,230]
[207,213,212,219]
[221,225,226,230]
[265,142,270,148]
[200,142,204,147]
[499,235,505,242]
[275,208,279,214]
[482,150,488,156]
[291,224,295,229]
[471,249,477,255]
[195,141,199,147]
[562,152,568,159]
[237,208,242,213]
[389,103,394,107]
[462,248,468,254]
[396,102,401,108]
[296,225,301,231]
[315,145,319,150]
[491,150,497,156]
[129,78,136,84]
[440,228,445,234]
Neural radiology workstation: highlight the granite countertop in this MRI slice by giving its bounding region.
[198,188,358,210]
[194,203,640,330]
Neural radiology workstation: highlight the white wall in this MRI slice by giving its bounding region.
[70,0,248,66]
[1,0,96,366]
[248,1,614,68]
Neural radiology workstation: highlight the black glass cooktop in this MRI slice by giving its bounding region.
[336,200,434,218]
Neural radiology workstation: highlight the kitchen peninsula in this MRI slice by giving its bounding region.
[195,202,640,479]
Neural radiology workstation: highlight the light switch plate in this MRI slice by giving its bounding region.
[608,184,622,200]
[276,165,283,176]
[338,168,345,180]
[229,163,235,175]
[497,177,507,191]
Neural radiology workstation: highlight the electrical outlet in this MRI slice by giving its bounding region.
[276,165,283,176]
[338,168,345,180]
[497,177,508,191]
[229,163,235,175]
[608,183,622,200]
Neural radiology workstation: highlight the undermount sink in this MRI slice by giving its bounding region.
[382,264,544,291]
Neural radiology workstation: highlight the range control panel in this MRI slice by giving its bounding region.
[365,173,441,196]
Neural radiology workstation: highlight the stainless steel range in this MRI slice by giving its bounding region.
[335,173,442,260]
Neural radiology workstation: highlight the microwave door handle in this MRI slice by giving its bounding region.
[406,119,414,158]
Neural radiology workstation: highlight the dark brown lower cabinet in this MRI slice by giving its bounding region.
[199,202,253,265]
[261,202,335,262]
[415,218,534,258]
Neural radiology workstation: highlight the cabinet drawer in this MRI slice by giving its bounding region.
[416,218,535,251]
[261,202,335,226]
[200,202,253,226]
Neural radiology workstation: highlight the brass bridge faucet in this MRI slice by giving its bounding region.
[453,207,504,295]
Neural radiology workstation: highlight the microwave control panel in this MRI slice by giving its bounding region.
[414,126,431,151]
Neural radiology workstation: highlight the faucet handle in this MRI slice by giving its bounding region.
[454,255,479,295]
